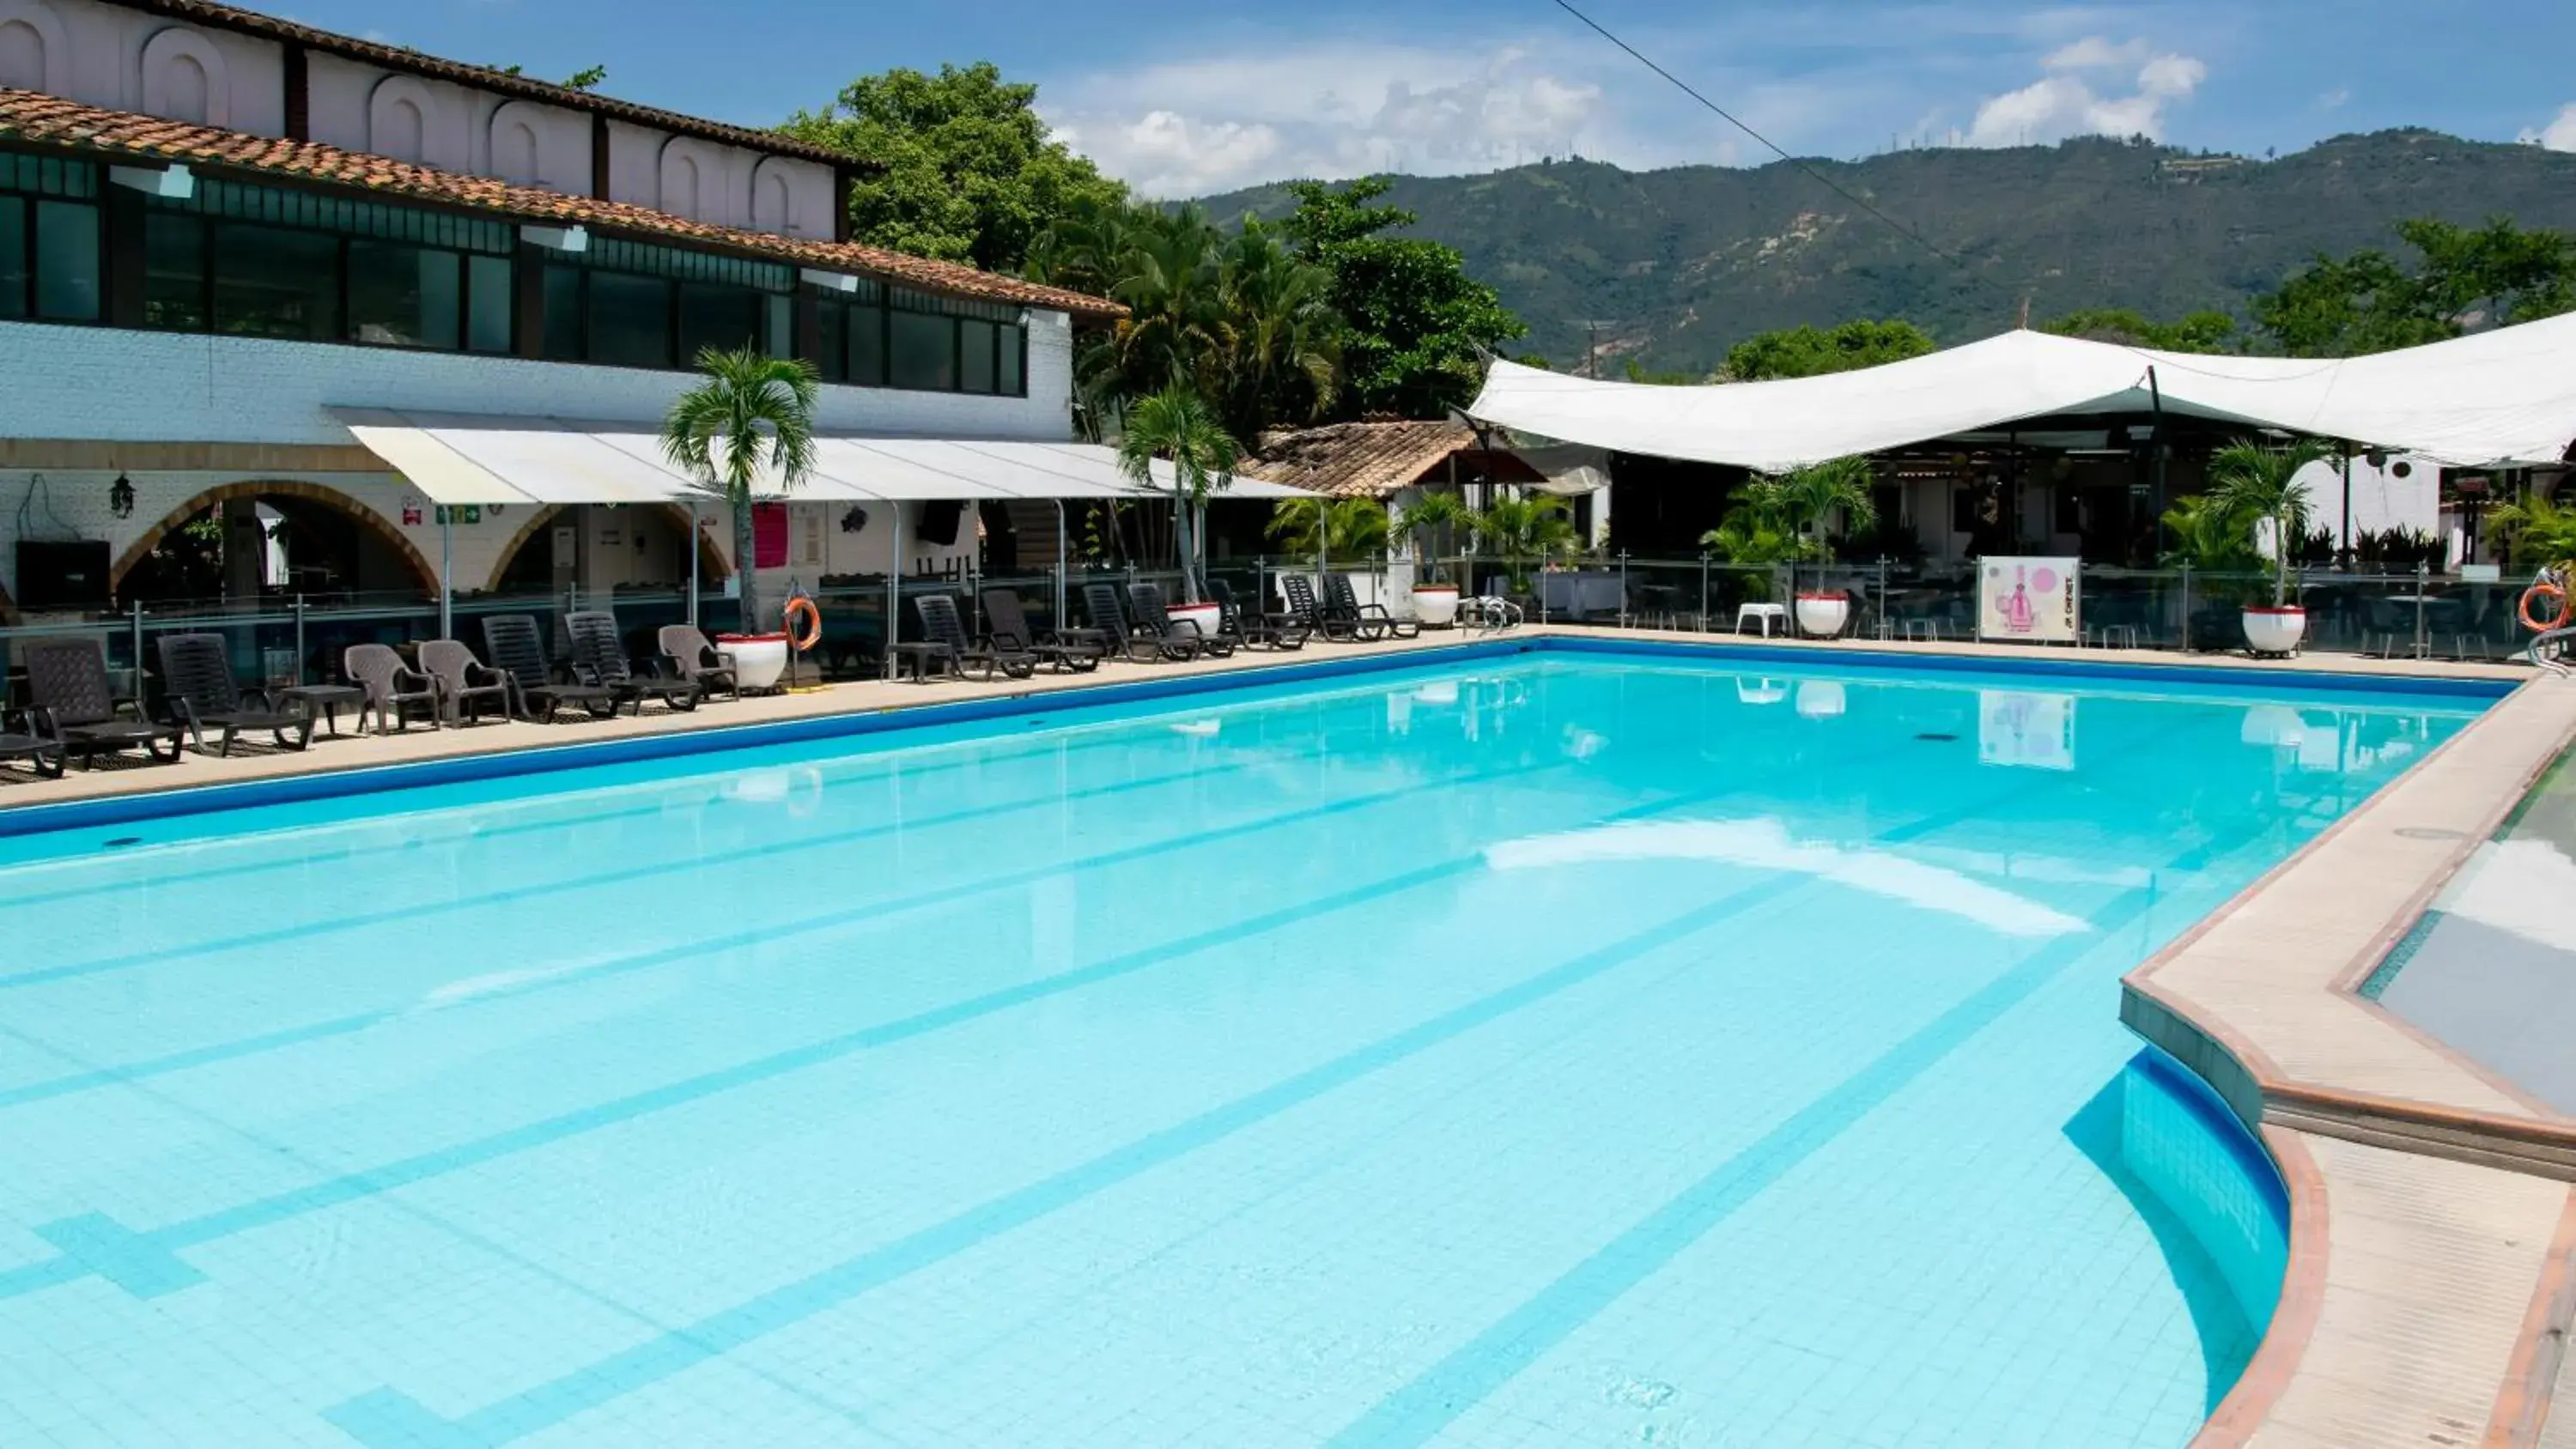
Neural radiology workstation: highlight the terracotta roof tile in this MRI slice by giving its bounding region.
[0,88,1124,318]
[1238,421,1483,498]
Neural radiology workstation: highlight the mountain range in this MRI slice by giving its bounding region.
[1188,130,2576,375]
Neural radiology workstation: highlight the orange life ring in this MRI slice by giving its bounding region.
[782,596,823,652]
[2520,582,2567,633]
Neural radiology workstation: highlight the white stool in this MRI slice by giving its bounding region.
[1735,603,1789,637]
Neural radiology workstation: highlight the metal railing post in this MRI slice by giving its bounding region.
[2415,560,2430,658]
[294,594,307,683]
[1618,549,1630,630]
[1699,552,1711,633]
[129,597,144,683]
[2178,563,2192,652]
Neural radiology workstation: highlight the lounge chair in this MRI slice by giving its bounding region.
[156,634,315,756]
[21,639,181,767]
[418,640,513,725]
[565,611,700,715]
[481,615,619,722]
[1210,578,1308,651]
[0,706,63,779]
[1129,581,1234,658]
[1083,581,1198,663]
[980,586,1103,673]
[657,625,740,701]
[1323,573,1419,640]
[914,594,1037,681]
[1281,574,1364,642]
[343,643,440,734]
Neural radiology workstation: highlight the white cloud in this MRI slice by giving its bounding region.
[2522,103,2576,151]
[1042,42,1608,197]
[2318,87,2350,111]
[1964,36,2207,147]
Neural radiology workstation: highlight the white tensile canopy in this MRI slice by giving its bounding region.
[1465,312,2576,472]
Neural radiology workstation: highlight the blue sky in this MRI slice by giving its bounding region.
[295,0,2576,195]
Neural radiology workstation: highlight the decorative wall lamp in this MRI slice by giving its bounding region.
[108,471,136,519]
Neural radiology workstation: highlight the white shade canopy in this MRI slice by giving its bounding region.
[1467,312,2576,472]
[330,409,1319,506]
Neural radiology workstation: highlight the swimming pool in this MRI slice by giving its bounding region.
[0,646,2496,1446]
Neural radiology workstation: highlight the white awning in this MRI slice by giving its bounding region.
[1467,312,2576,471]
[326,409,1320,506]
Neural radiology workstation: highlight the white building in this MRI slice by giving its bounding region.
[0,0,1121,631]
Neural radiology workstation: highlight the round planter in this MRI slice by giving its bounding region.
[1411,585,1461,627]
[717,633,789,691]
[2241,606,2307,657]
[1794,592,1851,639]
[1166,601,1223,643]
[1795,680,1847,719]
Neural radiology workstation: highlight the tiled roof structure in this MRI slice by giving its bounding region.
[0,88,1125,318]
[1236,420,1485,498]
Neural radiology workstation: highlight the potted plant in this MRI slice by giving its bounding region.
[2210,438,2330,656]
[1118,386,1240,642]
[1751,456,1876,638]
[661,343,818,692]
[1401,491,1472,626]
[1470,493,1578,604]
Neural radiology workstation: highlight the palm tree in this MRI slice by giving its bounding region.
[1473,493,1579,591]
[1265,497,1389,568]
[1759,456,1879,563]
[2488,485,2576,573]
[2157,494,2261,572]
[1116,386,1241,604]
[660,345,819,631]
[2208,438,2332,607]
[1206,221,1340,443]
[1400,490,1473,584]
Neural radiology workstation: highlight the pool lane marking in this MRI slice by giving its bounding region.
[310,731,2180,1449]
[1314,835,2280,1446]
[0,753,1635,1300]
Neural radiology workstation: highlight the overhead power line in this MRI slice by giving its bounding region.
[1544,0,1968,270]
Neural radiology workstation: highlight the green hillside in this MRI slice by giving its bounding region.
[1187,130,2576,374]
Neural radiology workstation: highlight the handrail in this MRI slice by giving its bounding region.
[2528,627,2573,676]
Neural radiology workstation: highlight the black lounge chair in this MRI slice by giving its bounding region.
[980,586,1103,673]
[657,625,740,701]
[566,611,700,715]
[914,594,1037,681]
[0,706,63,779]
[22,639,180,767]
[1281,573,1363,642]
[1083,581,1197,663]
[1210,578,1308,651]
[344,643,440,734]
[481,615,618,722]
[157,634,315,756]
[1129,581,1234,658]
[418,640,512,726]
[1323,573,1418,640]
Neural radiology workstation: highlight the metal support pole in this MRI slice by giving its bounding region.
[1054,500,1068,627]
[439,514,453,641]
[294,595,307,682]
[884,505,904,680]
[1618,549,1630,629]
[129,597,144,686]
[2338,452,2354,568]
[687,502,701,627]
[2178,562,2192,652]
[2414,559,2429,658]
[1699,552,1710,633]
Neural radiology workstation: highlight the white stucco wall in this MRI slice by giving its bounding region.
[1,0,282,130]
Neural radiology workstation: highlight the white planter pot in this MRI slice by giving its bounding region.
[719,634,789,691]
[1795,680,1847,718]
[1412,585,1461,627]
[1795,594,1851,639]
[1167,602,1223,643]
[2241,608,2307,656]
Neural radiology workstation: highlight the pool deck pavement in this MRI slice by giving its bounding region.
[3,622,2571,1447]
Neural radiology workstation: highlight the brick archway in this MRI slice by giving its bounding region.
[112,480,440,596]
[483,502,732,592]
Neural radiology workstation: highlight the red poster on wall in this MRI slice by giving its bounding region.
[752,503,789,569]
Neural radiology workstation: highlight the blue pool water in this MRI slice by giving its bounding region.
[0,649,2488,1447]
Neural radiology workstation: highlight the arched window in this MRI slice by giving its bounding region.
[0,19,46,91]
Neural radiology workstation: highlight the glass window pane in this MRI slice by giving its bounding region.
[33,200,100,321]
[815,297,846,383]
[999,324,1024,397]
[848,303,886,385]
[764,294,793,360]
[588,271,671,368]
[889,308,955,391]
[142,212,207,330]
[959,318,998,394]
[675,282,757,365]
[0,201,26,320]
[212,223,337,340]
[467,255,513,353]
[348,240,460,349]
[541,264,583,361]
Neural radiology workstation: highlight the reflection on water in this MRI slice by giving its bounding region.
[2067,1048,2290,1412]
[1980,689,2077,770]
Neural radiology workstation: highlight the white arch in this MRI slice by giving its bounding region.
[658,136,726,221]
[0,0,70,94]
[750,157,796,234]
[139,25,229,126]
[368,74,444,165]
[484,99,557,185]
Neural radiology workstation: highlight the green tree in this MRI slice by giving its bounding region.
[1281,177,1526,419]
[781,63,1126,273]
[1471,494,1578,591]
[2157,494,2260,572]
[1720,319,1935,381]
[660,345,820,632]
[2251,217,2576,356]
[1399,490,1473,583]
[1115,387,1240,604]
[1699,477,1814,572]
[2488,485,2576,573]
[2042,307,2238,353]
[1265,497,1390,567]
[2208,439,2331,606]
